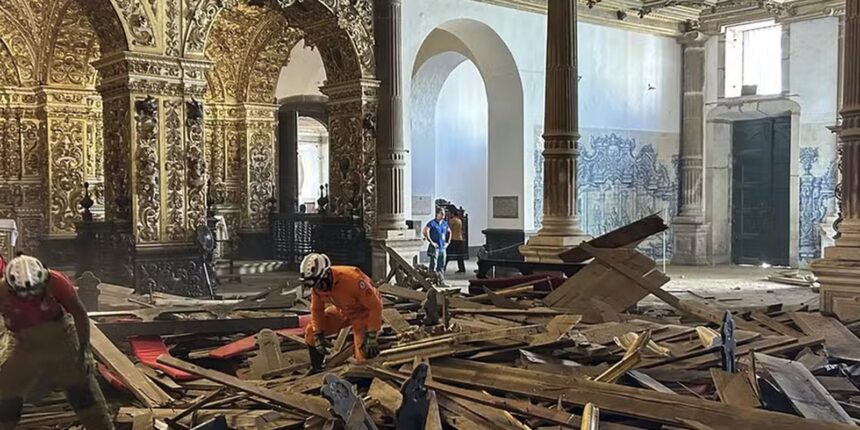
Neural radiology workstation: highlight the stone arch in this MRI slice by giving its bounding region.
[410,18,525,232]
[705,98,803,266]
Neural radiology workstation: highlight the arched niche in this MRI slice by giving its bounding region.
[410,18,525,242]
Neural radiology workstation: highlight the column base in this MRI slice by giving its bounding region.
[519,233,591,263]
[671,219,711,265]
[812,245,860,318]
[370,230,423,281]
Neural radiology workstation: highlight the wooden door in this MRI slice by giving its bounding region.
[731,117,790,266]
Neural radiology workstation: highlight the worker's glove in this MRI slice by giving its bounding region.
[314,332,332,356]
[362,331,380,359]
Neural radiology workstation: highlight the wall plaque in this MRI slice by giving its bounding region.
[493,196,518,219]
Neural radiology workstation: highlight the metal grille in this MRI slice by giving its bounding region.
[272,214,370,273]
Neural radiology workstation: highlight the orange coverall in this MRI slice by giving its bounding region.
[304,266,383,361]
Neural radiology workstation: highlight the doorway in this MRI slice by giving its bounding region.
[731,116,790,266]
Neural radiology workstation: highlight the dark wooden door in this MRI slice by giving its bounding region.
[731,117,790,266]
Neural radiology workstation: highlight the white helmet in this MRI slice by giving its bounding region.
[5,255,49,297]
[300,253,331,285]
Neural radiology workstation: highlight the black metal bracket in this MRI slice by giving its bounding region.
[396,362,430,430]
[721,311,737,373]
[321,373,378,430]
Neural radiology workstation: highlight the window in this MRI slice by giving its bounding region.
[725,21,783,98]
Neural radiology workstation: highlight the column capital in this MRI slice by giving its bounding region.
[680,31,709,46]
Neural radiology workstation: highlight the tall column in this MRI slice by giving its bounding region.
[93,52,212,296]
[813,1,860,318]
[672,31,712,265]
[239,103,278,259]
[371,0,420,278]
[519,0,591,263]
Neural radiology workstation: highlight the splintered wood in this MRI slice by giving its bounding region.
[22,214,860,430]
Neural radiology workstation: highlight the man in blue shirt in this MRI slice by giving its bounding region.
[422,208,451,283]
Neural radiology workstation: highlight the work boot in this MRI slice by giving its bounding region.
[308,345,326,373]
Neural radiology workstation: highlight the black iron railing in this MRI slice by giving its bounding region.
[271,213,371,273]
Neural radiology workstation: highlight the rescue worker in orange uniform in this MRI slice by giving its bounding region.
[0,255,113,430]
[301,253,382,371]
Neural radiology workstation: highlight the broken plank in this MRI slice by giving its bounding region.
[157,355,331,418]
[89,321,172,408]
[382,308,414,334]
[96,315,300,338]
[709,368,761,408]
[559,214,667,263]
[425,390,443,430]
[750,312,805,338]
[423,358,856,430]
[528,314,582,347]
[790,312,860,362]
[756,353,855,425]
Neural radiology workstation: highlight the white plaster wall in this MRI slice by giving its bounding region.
[402,0,682,236]
[703,17,839,265]
[275,40,326,99]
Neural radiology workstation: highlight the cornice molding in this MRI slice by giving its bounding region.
[473,0,845,37]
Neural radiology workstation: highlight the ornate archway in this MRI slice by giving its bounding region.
[196,0,378,237]
[0,0,130,256]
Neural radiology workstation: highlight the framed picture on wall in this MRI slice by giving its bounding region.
[493,196,518,219]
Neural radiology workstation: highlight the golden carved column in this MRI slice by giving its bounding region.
[519,0,591,262]
[672,31,712,265]
[93,52,212,295]
[371,0,421,278]
[320,79,380,232]
[813,1,860,317]
[237,103,278,257]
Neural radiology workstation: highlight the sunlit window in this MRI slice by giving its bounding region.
[725,20,783,98]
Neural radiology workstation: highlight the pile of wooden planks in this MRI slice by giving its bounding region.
[11,214,860,429]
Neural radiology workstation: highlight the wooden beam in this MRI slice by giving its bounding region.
[157,355,331,419]
[559,214,668,263]
[95,315,299,338]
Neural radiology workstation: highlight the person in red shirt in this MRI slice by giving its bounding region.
[300,253,382,371]
[0,255,113,430]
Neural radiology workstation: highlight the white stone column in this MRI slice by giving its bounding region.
[520,0,591,262]
[371,0,420,278]
[672,31,712,265]
[813,0,860,317]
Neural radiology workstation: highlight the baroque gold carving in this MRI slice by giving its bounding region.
[164,98,186,241]
[135,95,160,242]
[48,117,85,234]
[245,123,275,231]
[103,97,132,221]
[186,98,207,230]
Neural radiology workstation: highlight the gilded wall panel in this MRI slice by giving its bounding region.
[47,116,86,234]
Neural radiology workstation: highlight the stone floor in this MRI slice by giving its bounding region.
[214,259,819,313]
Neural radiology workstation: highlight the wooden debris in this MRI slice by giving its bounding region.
[89,321,173,408]
[157,355,331,419]
[790,312,860,362]
[756,353,855,425]
[710,368,761,408]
